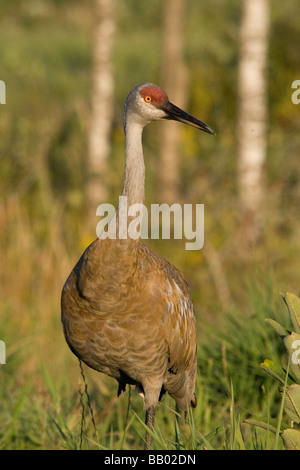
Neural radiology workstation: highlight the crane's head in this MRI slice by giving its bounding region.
[123,82,215,135]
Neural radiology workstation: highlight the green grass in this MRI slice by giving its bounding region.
[0,283,288,450]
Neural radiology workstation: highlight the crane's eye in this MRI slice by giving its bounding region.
[144,95,152,103]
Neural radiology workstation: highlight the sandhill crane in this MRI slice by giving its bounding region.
[61,83,215,450]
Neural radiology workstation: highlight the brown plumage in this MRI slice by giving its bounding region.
[61,83,215,449]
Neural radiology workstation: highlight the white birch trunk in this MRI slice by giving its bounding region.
[159,0,188,204]
[237,0,269,242]
[88,0,115,216]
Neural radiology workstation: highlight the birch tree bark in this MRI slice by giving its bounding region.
[88,0,115,223]
[237,0,270,244]
[159,0,188,204]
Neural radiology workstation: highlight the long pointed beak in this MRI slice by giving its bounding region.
[163,101,215,135]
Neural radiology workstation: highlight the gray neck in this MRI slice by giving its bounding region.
[121,117,145,206]
[105,116,145,241]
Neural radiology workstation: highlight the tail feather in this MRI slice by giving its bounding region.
[165,370,197,412]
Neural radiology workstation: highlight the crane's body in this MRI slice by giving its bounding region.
[61,83,215,449]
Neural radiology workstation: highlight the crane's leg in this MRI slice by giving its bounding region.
[143,381,162,450]
[144,405,156,450]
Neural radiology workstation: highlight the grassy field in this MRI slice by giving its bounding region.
[1,0,300,450]
[0,273,292,450]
